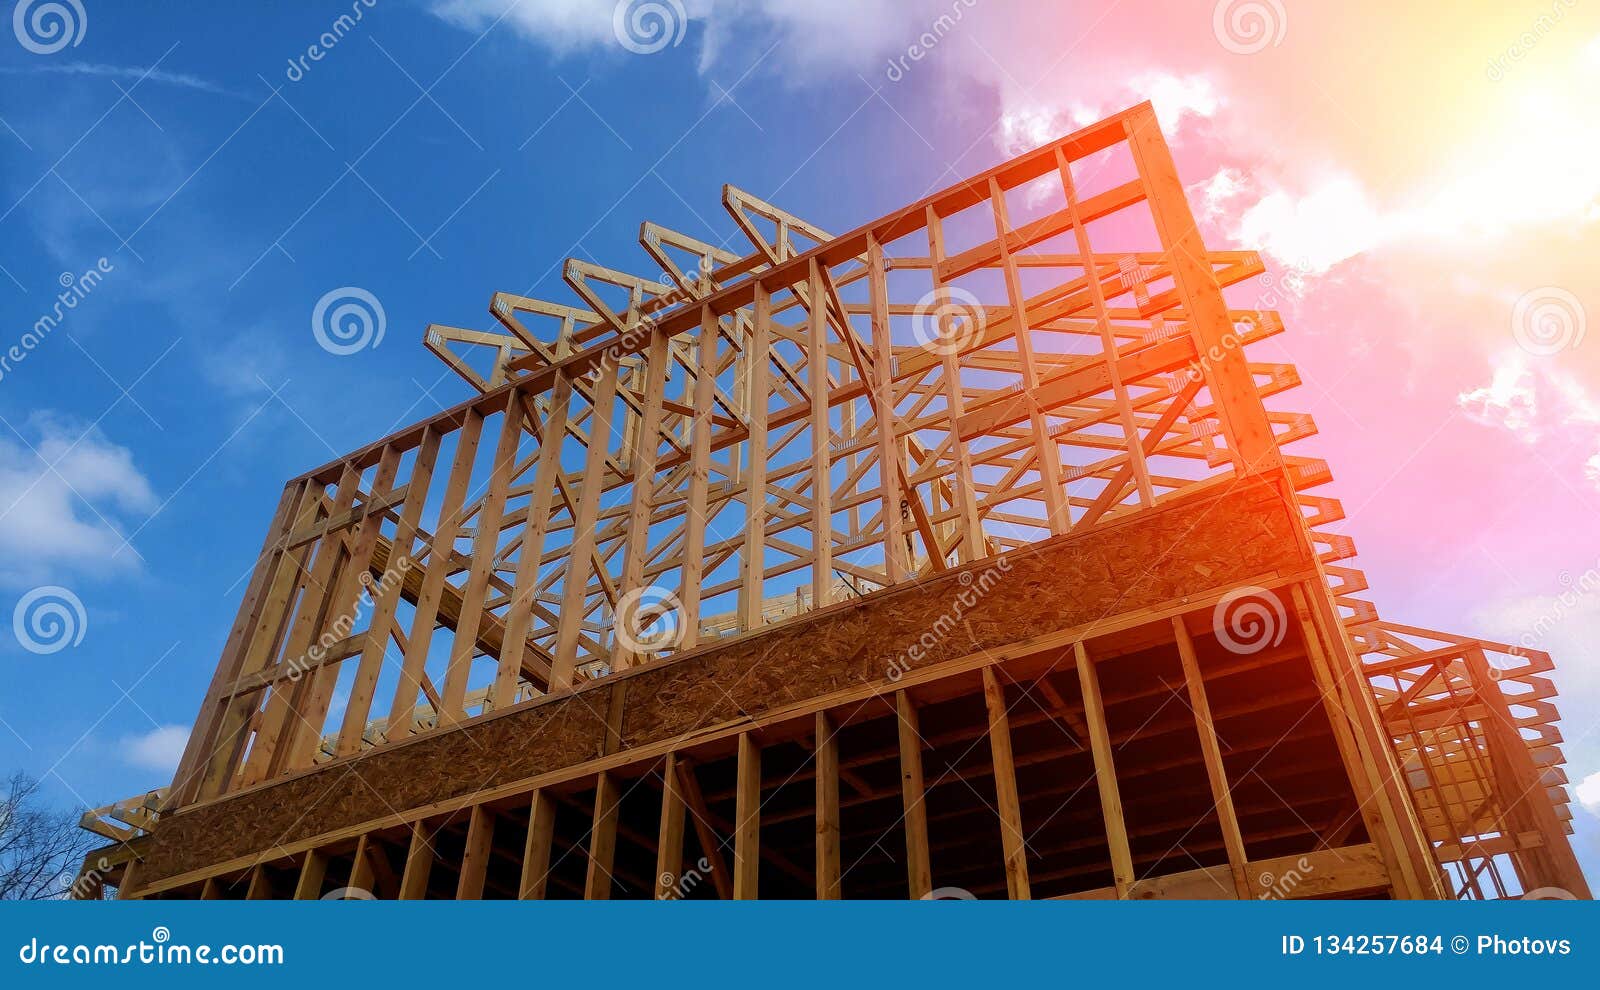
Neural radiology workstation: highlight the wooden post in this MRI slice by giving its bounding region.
[614,331,670,668]
[866,238,906,584]
[655,755,687,899]
[443,393,524,724]
[387,410,486,736]
[169,480,307,806]
[457,805,496,899]
[677,758,734,899]
[293,849,328,899]
[495,376,574,703]
[1055,146,1154,508]
[585,772,621,899]
[815,710,842,899]
[245,863,274,900]
[988,175,1070,535]
[347,834,379,897]
[398,823,434,900]
[554,365,621,688]
[924,208,986,564]
[807,260,833,608]
[734,733,761,899]
[244,463,361,783]
[679,306,718,647]
[896,690,933,898]
[1075,640,1134,897]
[116,859,142,900]
[335,428,442,754]
[520,790,557,899]
[740,286,772,628]
[982,667,1031,899]
[1460,647,1592,898]
[1123,106,1278,472]
[1171,616,1250,898]
[1290,584,1428,899]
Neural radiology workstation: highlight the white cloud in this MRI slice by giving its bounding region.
[1457,355,1540,441]
[997,104,1063,157]
[1236,176,1383,276]
[121,725,188,774]
[1131,72,1220,133]
[1580,770,1600,816]
[431,0,930,75]
[0,413,157,587]
[998,71,1220,158]
[1456,353,1600,492]
[432,0,647,53]
[197,332,287,398]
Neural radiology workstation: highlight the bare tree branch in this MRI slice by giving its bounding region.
[0,772,100,900]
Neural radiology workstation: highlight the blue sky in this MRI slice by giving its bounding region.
[3,0,1599,886]
[0,0,1015,818]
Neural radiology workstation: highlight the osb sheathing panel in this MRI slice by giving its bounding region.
[138,476,1305,886]
[620,479,1299,747]
[140,691,612,884]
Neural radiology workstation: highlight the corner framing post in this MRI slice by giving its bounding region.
[1291,583,1444,898]
[1461,647,1592,898]
[1123,104,1279,474]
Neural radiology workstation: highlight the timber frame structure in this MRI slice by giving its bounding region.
[76,103,1587,902]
